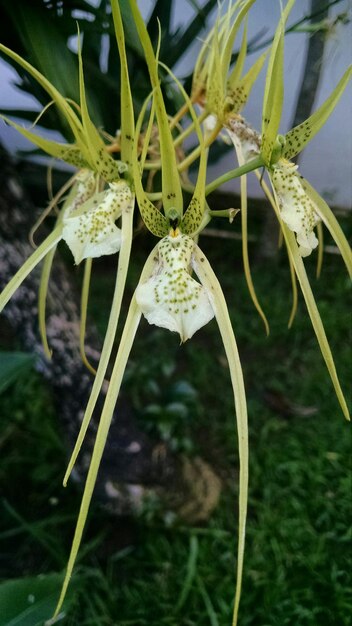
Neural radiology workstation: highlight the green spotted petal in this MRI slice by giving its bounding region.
[76,33,121,181]
[111,0,135,168]
[129,0,183,216]
[0,43,84,146]
[207,22,225,117]
[283,65,352,160]
[228,50,267,115]
[261,0,295,166]
[159,61,207,236]
[136,234,214,342]
[0,115,89,168]
[132,95,168,238]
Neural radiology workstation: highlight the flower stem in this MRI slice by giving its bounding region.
[205,155,264,195]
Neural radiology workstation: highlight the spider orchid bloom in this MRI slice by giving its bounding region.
[51,5,248,624]
[259,0,352,259]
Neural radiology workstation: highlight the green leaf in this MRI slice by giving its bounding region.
[167,0,218,69]
[12,4,79,104]
[283,65,352,160]
[0,352,34,395]
[0,573,78,626]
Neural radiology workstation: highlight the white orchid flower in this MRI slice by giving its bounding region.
[62,180,133,264]
[136,230,214,342]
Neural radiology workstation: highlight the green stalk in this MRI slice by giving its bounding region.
[205,155,264,195]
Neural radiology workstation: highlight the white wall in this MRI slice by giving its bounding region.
[0,0,351,207]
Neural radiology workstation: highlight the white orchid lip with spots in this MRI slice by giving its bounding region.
[62,180,133,264]
[136,230,214,342]
[270,160,320,257]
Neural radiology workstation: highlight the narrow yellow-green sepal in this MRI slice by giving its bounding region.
[193,245,248,626]
[283,225,350,420]
[261,0,295,166]
[300,177,352,278]
[235,143,269,334]
[227,20,248,99]
[132,94,168,238]
[207,22,225,117]
[38,245,57,359]
[159,61,207,236]
[76,32,120,181]
[129,0,183,216]
[0,44,83,145]
[228,50,267,115]
[222,0,256,83]
[0,115,89,168]
[283,65,352,160]
[54,245,159,618]
[64,205,135,485]
[79,258,97,376]
[111,0,135,168]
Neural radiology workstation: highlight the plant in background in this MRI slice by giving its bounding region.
[0,0,350,624]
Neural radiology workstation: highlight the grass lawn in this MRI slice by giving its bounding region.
[0,215,351,626]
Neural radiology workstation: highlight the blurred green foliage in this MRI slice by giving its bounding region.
[1,228,350,625]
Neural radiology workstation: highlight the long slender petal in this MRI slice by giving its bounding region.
[63,196,135,485]
[129,0,183,217]
[261,0,295,165]
[54,245,159,617]
[283,66,352,160]
[278,223,350,420]
[192,246,248,626]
